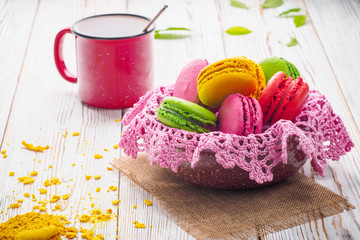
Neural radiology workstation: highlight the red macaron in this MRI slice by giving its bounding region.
[259,71,309,126]
[217,94,263,136]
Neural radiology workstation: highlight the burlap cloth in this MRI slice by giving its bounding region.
[112,153,354,240]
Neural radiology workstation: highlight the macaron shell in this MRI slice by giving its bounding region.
[259,72,292,124]
[173,59,208,104]
[156,108,209,133]
[217,94,245,135]
[247,97,263,134]
[217,94,263,136]
[162,96,217,125]
[259,57,300,83]
[197,57,265,108]
[198,70,257,108]
[271,77,309,124]
[249,62,266,100]
[282,57,300,80]
[157,96,217,134]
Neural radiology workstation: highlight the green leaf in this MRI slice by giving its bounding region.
[263,0,283,8]
[230,0,248,9]
[226,26,252,35]
[286,38,299,47]
[154,33,189,40]
[278,8,301,17]
[163,27,191,31]
[294,15,306,28]
[154,27,191,40]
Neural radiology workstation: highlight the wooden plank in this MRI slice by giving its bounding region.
[303,0,360,129]
[216,0,360,239]
[116,0,225,239]
[0,0,38,144]
[0,0,126,239]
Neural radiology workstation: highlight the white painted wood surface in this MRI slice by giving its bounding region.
[0,0,359,239]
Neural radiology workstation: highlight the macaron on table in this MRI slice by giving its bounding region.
[120,56,353,189]
[1,0,360,239]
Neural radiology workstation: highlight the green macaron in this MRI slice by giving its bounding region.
[156,96,217,133]
[259,56,300,83]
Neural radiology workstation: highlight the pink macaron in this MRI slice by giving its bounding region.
[173,59,208,104]
[217,94,263,136]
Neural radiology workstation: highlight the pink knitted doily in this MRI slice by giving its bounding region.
[119,87,354,184]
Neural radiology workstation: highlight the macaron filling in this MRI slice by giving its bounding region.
[157,108,211,133]
[268,81,295,124]
[162,101,216,127]
[281,57,300,80]
[157,96,217,134]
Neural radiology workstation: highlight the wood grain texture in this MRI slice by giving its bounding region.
[0,0,125,239]
[118,0,224,238]
[304,0,360,129]
[0,0,39,144]
[0,0,359,239]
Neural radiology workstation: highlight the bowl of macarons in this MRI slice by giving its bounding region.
[119,56,353,190]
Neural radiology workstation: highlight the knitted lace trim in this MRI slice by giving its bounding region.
[119,87,353,184]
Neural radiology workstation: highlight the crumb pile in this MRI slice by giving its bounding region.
[1,136,154,239]
[0,212,67,240]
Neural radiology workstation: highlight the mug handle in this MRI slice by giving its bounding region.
[54,28,77,84]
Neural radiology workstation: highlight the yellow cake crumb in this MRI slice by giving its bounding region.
[54,204,61,211]
[38,188,47,194]
[1,150,6,154]
[96,187,101,192]
[30,171,38,176]
[85,175,92,180]
[65,231,77,239]
[18,176,35,185]
[3,154,7,158]
[10,203,21,209]
[51,177,60,185]
[21,141,50,152]
[94,175,101,180]
[17,199,24,203]
[96,234,105,239]
[91,203,95,208]
[109,186,117,191]
[24,193,30,198]
[104,148,108,151]
[133,220,146,228]
[32,205,39,210]
[112,200,121,205]
[107,167,113,171]
[133,205,137,209]
[106,209,113,214]
[50,195,61,203]
[144,199,153,206]
[44,180,51,187]
[79,214,91,222]
[80,228,94,239]
[39,206,47,212]
[9,172,14,176]
[38,200,48,205]
[113,144,118,149]
[94,154,103,159]
[49,165,53,169]
[72,163,76,166]
[62,194,70,200]
[72,132,80,136]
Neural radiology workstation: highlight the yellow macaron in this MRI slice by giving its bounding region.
[197,57,266,108]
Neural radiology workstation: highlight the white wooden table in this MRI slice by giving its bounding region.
[1,0,360,239]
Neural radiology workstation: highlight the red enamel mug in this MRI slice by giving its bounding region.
[54,14,155,109]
